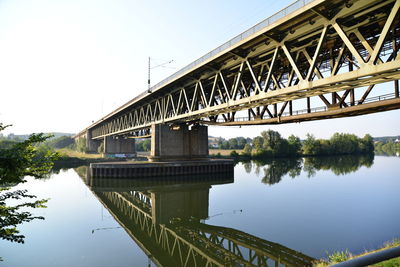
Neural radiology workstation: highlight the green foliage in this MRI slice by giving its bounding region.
[230,150,239,157]
[75,137,87,153]
[287,135,302,155]
[214,136,250,149]
[302,132,374,156]
[0,139,20,149]
[242,144,252,155]
[0,188,48,243]
[0,132,59,184]
[213,130,375,159]
[0,123,57,245]
[136,139,151,152]
[327,249,351,263]
[249,130,301,157]
[43,135,74,149]
[375,141,400,156]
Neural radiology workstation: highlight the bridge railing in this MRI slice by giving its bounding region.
[148,0,314,94]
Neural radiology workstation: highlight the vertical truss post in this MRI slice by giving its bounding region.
[289,101,293,116]
[394,26,399,98]
[307,97,311,113]
[348,57,355,106]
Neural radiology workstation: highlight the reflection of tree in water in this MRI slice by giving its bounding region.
[243,154,374,185]
[255,158,302,185]
[303,154,374,177]
[242,161,253,174]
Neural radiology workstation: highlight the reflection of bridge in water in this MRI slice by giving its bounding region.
[77,168,315,267]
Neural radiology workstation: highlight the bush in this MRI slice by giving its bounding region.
[230,150,239,157]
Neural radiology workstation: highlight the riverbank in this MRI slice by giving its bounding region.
[53,149,129,169]
[315,239,400,266]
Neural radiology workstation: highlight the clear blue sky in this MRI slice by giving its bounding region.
[0,0,399,139]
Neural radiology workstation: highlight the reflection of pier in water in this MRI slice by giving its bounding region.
[77,168,315,266]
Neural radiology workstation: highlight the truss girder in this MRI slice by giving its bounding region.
[90,0,400,139]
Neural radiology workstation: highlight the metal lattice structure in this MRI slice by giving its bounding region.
[82,0,400,139]
[94,190,315,267]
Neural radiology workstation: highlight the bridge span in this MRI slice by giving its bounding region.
[76,0,400,158]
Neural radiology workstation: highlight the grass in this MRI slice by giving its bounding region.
[209,149,244,156]
[56,148,103,159]
[315,239,400,266]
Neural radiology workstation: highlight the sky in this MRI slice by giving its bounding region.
[0,0,399,139]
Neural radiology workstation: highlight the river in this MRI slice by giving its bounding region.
[1,155,399,266]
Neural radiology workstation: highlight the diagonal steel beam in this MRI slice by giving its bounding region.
[332,22,365,66]
[306,25,328,81]
[263,47,279,91]
[370,0,400,64]
[282,44,304,81]
[246,60,262,94]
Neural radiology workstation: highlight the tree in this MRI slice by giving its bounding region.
[228,138,238,149]
[142,139,151,151]
[302,134,318,155]
[261,130,282,152]
[287,135,302,155]
[360,134,374,153]
[75,137,87,153]
[243,144,252,155]
[252,136,264,153]
[237,137,247,149]
[44,135,74,149]
[0,123,58,244]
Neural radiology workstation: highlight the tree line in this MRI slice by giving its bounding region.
[213,130,375,158]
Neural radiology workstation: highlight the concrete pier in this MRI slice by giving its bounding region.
[90,159,233,178]
[104,136,136,158]
[86,131,101,153]
[149,124,208,162]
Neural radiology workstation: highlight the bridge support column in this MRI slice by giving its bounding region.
[86,131,101,153]
[104,136,136,158]
[149,124,208,162]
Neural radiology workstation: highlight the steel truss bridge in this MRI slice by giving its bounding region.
[93,188,315,267]
[80,0,400,139]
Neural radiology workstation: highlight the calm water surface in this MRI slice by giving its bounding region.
[1,155,399,266]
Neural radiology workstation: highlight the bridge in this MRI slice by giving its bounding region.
[76,167,315,266]
[76,0,400,159]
